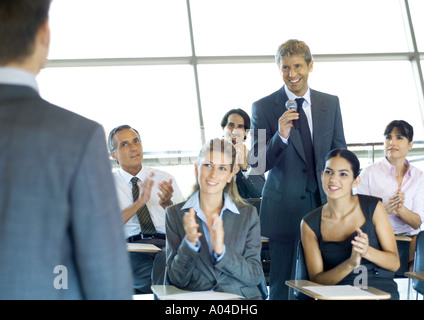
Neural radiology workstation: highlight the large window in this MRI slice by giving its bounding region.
[409,0,424,51]
[48,0,191,59]
[190,0,409,55]
[39,0,424,195]
[309,60,423,143]
[38,65,200,152]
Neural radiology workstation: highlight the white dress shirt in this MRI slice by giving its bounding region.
[112,166,184,238]
[0,67,39,92]
[181,190,240,261]
[355,157,424,235]
[280,85,313,144]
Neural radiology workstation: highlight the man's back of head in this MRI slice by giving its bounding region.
[0,0,51,72]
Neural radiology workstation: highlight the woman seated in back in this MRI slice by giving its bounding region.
[301,148,400,299]
[355,120,424,265]
[165,138,266,300]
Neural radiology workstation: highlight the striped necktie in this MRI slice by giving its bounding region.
[131,177,156,234]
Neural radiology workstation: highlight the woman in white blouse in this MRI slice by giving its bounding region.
[356,120,424,264]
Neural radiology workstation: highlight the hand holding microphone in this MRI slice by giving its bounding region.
[278,99,299,139]
[285,100,298,129]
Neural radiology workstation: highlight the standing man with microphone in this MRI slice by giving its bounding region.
[250,39,346,299]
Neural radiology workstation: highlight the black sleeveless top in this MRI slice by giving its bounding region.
[303,194,399,299]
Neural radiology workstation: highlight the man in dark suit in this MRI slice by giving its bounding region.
[0,0,132,299]
[250,39,347,299]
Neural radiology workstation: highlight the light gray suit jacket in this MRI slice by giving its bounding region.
[0,84,133,299]
[251,86,347,241]
[165,200,263,300]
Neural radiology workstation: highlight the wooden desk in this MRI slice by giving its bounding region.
[404,271,424,281]
[127,243,161,252]
[286,280,391,300]
[151,285,242,300]
[395,235,412,242]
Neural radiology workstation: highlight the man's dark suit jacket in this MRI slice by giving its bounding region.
[251,86,347,241]
[0,84,133,299]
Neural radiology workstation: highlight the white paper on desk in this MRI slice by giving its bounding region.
[126,243,161,251]
[163,291,242,300]
[303,285,376,299]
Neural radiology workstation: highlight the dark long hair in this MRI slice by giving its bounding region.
[384,120,414,142]
[324,148,360,178]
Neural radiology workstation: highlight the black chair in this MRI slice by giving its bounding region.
[151,250,167,285]
[151,250,167,300]
[290,240,312,300]
[410,231,424,298]
[395,236,415,299]
[246,197,261,214]
[395,237,411,278]
[246,197,270,286]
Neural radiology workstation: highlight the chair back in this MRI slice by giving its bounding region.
[292,240,311,300]
[258,271,269,300]
[152,250,168,285]
[246,197,270,286]
[395,237,411,278]
[412,231,424,295]
[294,240,309,280]
[246,197,261,215]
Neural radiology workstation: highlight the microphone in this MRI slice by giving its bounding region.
[285,100,298,129]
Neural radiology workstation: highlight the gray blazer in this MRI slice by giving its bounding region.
[0,84,133,299]
[165,200,263,300]
[251,86,346,241]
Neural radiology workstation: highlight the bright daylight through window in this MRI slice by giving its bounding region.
[38,0,424,194]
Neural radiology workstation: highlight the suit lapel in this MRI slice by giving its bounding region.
[222,209,238,247]
[272,87,286,121]
[273,87,307,163]
[310,90,326,163]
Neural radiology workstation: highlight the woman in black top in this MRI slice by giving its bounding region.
[301,149,400,299]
